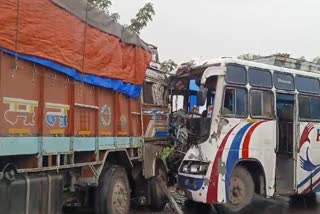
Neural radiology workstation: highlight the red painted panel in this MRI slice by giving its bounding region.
[74,83,97,136]
[0,52,144,139]
[130,99,142,136]
[42,68,71,136]
[116,93,129,136]
[97,88,114,136]
[0,53,41,135]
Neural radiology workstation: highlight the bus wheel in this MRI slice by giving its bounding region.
[150,160,168,211]
[226,165,254,212]
[95,165,130,214]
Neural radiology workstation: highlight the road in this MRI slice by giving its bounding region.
[65,195,320,214]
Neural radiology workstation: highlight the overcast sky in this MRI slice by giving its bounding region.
[112,0,320,63]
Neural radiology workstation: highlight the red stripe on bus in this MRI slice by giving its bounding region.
[206,124,238,203]
[242,121,266,158]
[302,176,320,194]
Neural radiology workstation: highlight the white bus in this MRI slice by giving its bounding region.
[176,58,320,211]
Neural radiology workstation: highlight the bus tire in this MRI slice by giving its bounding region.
[225,165,254,212]
[150,160,168,211]
[95,165,130,214]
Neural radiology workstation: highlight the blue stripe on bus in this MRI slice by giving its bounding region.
[225,123,253,198]
[297,167,320,189]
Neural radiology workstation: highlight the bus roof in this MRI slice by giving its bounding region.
[189,58,320,79]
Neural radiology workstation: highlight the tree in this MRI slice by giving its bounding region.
[88,0,155,34]
[88,0,111,12]
[160,59,178,73]
[127,3,155,34]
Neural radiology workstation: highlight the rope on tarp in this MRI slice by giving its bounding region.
[13,0,21,77]
[80,0,90,88]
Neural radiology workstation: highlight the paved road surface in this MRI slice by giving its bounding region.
[65,194,320,214]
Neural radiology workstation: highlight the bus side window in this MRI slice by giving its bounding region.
[299,95,320,120]
[223,87,247,117]
[250,90,274,119]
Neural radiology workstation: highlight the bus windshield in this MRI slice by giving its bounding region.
[170,75,217,144]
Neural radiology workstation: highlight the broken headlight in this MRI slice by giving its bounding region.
[180,161,209,175]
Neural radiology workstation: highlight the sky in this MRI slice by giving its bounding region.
[112,0,320,64]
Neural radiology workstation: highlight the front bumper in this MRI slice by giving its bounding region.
[177,174,207,203]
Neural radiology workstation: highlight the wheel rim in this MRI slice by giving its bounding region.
[228,176,246,206]
[111,179,129,214]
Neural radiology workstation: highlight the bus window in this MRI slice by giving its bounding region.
[273,72,295,91]
[250,90,274,119]
[299,95,320,120]
[295,75,320,94]
[225,64,247,85]
[223,87,247,117]
[248,68,272,88]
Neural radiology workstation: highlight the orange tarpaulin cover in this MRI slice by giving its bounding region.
[0,0,151,85]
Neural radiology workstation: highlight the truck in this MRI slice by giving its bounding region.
[0,0,170,213]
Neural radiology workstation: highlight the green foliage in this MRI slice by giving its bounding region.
[160,147,173,160]
[88,0,155,34]
[88,0,112,12]
[110,13,120,22]
[160,59,178,73]
[128,3,156,34]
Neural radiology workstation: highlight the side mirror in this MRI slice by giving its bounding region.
[197,86,208,106]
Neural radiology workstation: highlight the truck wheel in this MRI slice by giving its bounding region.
[150,160,168,211]
[95,165,130,214]
[225,165,254,212]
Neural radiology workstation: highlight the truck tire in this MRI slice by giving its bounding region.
[95,165,130,214]
[225,165,254,212]
[150,160,168,211]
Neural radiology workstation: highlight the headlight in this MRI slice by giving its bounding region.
[180,161,209,175]
[182,164,189,173]
[190,164,200,173]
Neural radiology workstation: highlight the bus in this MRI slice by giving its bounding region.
[175,58,320,211]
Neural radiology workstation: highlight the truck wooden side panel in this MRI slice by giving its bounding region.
[0,51,143,167]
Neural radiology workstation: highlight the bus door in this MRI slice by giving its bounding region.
[275,93,296,195]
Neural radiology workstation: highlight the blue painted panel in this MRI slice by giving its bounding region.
[0,137,38,156]
[0,136,143,156]
[98,137,115,150]
[42,137,71,154]
[132,137,142,147]
[189,80,199,91]
[178,175,204,191]
[73,137,96,151]
[116,137,131,148]
[155,131,169,138]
